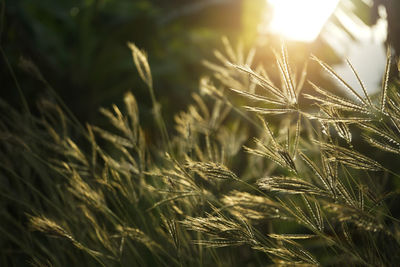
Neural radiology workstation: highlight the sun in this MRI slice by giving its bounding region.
[268,0,340,42]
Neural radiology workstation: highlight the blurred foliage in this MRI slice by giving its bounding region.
[372,0,400,54]
[1,0,245,125]
[336,0,400,55]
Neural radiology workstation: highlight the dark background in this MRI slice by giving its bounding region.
[1,0,246,126]
[1,0,399,126]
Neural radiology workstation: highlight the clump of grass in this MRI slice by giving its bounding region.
[1,40,400,266]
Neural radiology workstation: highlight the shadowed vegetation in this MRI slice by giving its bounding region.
[1,38,400,266]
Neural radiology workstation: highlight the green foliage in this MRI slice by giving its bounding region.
[2,40,400,266]
[1,0,243,124]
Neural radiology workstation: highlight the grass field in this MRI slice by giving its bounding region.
[1,40,400,266]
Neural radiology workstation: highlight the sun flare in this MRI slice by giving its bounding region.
[268,0,340,42]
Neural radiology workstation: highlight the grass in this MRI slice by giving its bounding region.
[1,40,400,266]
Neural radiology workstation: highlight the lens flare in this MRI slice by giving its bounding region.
[268,0,340,42]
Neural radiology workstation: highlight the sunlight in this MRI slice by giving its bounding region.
[268,0,340,42]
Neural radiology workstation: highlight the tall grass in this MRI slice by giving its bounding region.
[1,40,400,266]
